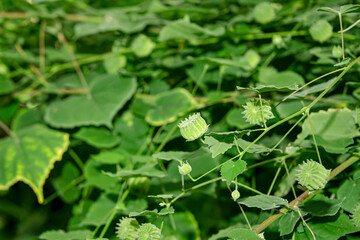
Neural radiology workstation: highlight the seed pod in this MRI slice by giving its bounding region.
[296,160,330,191]
[178,113,208,141]
[178,161,192,176]
[137,223,161,240]
[351,204,360,227]
[116,217,139,240]
[231,190,240,201]
[242,99,274,126]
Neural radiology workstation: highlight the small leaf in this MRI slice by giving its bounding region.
[279,209,301,236]
[52,162,80,204]
[203,136,233,158]
[236,138,278,154]
[0,75,15,95]
[153,147,209,162]
[103,54,126,73]
[309,20,333,43]
[239,195,288,210]
[0,124,69,203]
[74,127,120,148]
[254,2,275,24]
[131,34,155,57]
[220,160,246,183]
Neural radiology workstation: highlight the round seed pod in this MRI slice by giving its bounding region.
[351,204,360,227]
[231,190,240,201]
[116,217,139,240]
[178,161,192,176]
[296,160,330,191]
[242,99,274,126]
[137,223,161,240]
[178,113,208,141]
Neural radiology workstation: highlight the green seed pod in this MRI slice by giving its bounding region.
[137,223,161,240]
[296,160,330,191]
[231,190,240,201]
[351,204,360,227]
[116,217,139,240]
[178,161,192,176]
[128,177,151,194]
[178,113,208,141]
[332,45,342,59]
[242,99,274,126]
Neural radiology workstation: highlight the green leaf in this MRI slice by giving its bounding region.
[337,179,360,212]
[295,109,359,154]
[0,124,69,203]
[104,164,166,178]
[254,2,275,24]
[74,11,159,38]
[153,147,209,162]
[304,212,360,240]
[11,108,44,131]
[52,162,80,204]
[226,108,253,130]
[81,194,116,227]
[236,138,277,154]
[84,158,119,190]
[227,228,263,240]
[300,194,342,217]
[45,74,137,128]
[257,67,305,91]
[159,16,224,42]
[279,209,301,236]
[220,160,246,183]
[309,20,333,43]
[39,229,92,240]
[0,75,14,95]
[238,195,288,210]
[103,54,126,74]
[145,88,195,126]
[74,127,120,148]
[131,34,155,57]
[203,136,233,158]
[129,207,174,217]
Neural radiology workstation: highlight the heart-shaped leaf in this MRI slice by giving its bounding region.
[0,124,69,203]
[45,74,136,128]
[221,160,246,183]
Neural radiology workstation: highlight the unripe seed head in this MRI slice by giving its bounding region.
[351,204,360,227]
[296,160,330,191]
[116,217,139,240]
[137,223,161,240]
[178,113,208,141]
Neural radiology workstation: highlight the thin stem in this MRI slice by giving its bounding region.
[192,64,208,95]
[339,13,345,60]
[283,158,297,199]
[267,166,281,195]
[237,202,252,230]
[296,205,316,240]
[274,67,345,109]
[39,20,46,70]
[43,176,85,204]
[57,28,89,92]
[306,110,322,165]
[232,181,264,195]
[68,149,85,170]
[15,44,48,86]
[0,120,15,138]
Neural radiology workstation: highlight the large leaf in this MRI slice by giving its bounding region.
[337,179,360,212]
[300,194,342,217]
[295,109,359,154]
[45,74,136,128]
[238,195,288,210]
[74,126,120,148]
[145,88,195,126]
[203,136,233,158]
[0,124,69,203]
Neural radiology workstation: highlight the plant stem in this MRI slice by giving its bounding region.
[0,120,15,138]
[338,13,345,59]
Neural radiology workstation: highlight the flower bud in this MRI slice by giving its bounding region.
[231,190,240,201]
[178,161,192,175]
[178,113,208,141]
